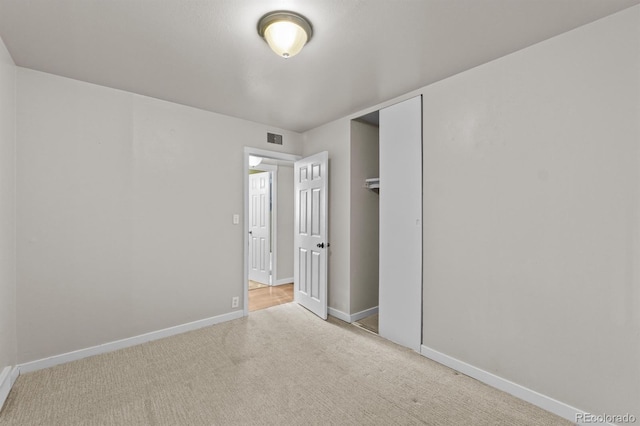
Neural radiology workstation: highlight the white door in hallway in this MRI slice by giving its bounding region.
[294,151,329,320]
[249,171,271,285]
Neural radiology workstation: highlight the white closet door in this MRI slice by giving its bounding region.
[379,95,423,351]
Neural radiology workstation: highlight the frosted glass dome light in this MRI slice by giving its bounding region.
[258,11,313,59]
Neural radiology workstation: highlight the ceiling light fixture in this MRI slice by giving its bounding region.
[257,11,313,59]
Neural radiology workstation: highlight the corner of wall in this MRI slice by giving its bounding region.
[302,118,352,314]
[0,366,19,413]
[0,33,18,413]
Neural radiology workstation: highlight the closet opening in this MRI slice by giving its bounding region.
[348,95,422,353]
[350,110,380,334]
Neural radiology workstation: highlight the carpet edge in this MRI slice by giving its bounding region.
[420,344,589,425]
[18,310,245,373]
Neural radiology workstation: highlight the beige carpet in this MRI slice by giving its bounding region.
[0,303,571,425]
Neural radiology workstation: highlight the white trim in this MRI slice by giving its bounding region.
[244,147,302,163]
[350,306,379,322]
[243,147,302,316]
[271,167,277,287]
[274,277,294,286]
[0,366,19,411]
[420,345,590,425]
[18,310,244,373]
[328,307,351,323]
[328,306,379,323]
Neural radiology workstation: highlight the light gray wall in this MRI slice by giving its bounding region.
[303,119,351,314]
[421,6,639,417]
[0,36,16,373]
[16,68,303,363]
[276,165,294,282]
[349,121,379,314]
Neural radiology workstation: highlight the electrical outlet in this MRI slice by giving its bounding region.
[231,296,239,308]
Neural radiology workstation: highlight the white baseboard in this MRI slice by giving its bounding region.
[18,310,245,374]
[328,307,351,322]
[351,306,379,322]
[420,345,589,425]
[328,306,378,323]
[274,278,294,286]
[0,365,19,411]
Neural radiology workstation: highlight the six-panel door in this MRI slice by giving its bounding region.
[294,152,328,319]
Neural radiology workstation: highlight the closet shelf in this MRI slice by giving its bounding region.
[365,177,380,191]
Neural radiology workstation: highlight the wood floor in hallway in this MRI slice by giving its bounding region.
[248,283,294,312]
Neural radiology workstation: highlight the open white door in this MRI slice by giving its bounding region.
[248,171,271,285]
[294,151,329,319]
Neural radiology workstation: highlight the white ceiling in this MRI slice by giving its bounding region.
[0,0,637,133]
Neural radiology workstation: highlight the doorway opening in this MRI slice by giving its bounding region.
[243,148,301,315]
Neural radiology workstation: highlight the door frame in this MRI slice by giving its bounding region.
[243,147,302,316]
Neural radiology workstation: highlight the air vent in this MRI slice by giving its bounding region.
[267,132,283,145]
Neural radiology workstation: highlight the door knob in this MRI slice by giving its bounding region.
[316,242,325,248]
